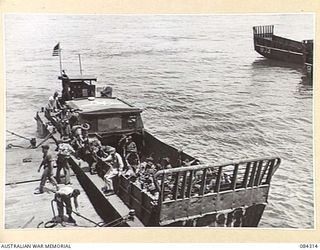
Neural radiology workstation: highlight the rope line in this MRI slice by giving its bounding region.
[38,198,129,228]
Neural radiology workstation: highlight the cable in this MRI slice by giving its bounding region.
[41,198,123,228]
[44,220,59,228]
[71,209,103,227]
[6,144,27,149]
[35,133,54,149]
[37,221,44,228]
[37,190,132,228]
[6,130,31,141]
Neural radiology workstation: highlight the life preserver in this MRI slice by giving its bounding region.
[81,123,90,131]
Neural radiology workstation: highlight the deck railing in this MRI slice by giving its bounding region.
[116,157,280,225]
[253,25,274,38]
[153,157,281,224]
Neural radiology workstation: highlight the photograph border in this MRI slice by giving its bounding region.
[0,0,319,243]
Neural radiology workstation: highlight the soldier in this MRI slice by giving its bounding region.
[119,135,140,164]
[86,138,103,175]
[124,136,137,153]
[34,144,58,194]
[56,137,75,185]
[61,70,71,102]
[54,186,80,225]
[161,157,172,170]
[53,91,62,110]
[46,96,56,112]
[61,69,68,79]
[124,152,140,177]
[144,158,157,175]
[101,146,124,195]
[81,123,90,142]
[70,125,84,150]
[69,111,79,128]
[77,123,90,159]
[61,119,71,138]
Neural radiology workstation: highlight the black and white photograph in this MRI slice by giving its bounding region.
[4,13,314,229]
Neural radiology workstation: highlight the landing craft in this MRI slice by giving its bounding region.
[35,64,281,227]
[253,25,313,78]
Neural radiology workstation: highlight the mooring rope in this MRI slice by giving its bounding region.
[6,130,31,141]
[38,198,129,228]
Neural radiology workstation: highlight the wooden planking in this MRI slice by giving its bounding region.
[78,163,144,226]
[6,142,103,229]
[6,145,58,184]
[85,172,132,217]
[5,174,103,229]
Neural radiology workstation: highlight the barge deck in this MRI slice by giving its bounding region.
[5,146,103,229]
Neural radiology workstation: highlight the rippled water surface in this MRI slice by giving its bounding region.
[5,14,314,228]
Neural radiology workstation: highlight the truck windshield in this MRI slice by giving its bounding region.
[98,117,122,132]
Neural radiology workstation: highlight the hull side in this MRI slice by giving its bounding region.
[143,130,196,166]
[254,44,304,64]
[163,204,266,227]
[253,35,304,64]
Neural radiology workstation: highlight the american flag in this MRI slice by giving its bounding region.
[52,43,60,56]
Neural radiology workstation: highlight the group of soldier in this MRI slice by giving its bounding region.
[34,142,80,225]
[34,91,89,225]
[37,90,199,224]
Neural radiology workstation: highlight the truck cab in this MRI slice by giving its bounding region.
[57,74,144,147]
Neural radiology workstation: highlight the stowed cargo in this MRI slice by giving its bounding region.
[117,157,280,226]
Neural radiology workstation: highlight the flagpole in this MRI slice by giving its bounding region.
[78,54,83,77]
[53,43,62,74]
[59,48,63,74]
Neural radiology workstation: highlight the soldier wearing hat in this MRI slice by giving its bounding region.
[61,70,72,102]
[161,157,172,170]
[72,123,90,158]
[125,152,140,177]
[46,91,61,112]
[94,146,111,178]
[85,138,103,175]
[124,136,140,163]
[80,123,90,148]
[53,91,62,110]
[34,144,58,194]
[125,137,141,176]
[70,123,90,152]
[68,111,79,128]
[145,159,157,175]
[135,156,153,176]
[56,137,75,185]
[46,96,56,112]
[70,125,82,146]
[124,135,137,153]
[101,146,124,195]
[61,119,71,138]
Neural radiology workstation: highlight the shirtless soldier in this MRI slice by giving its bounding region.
[34,144,58,194]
